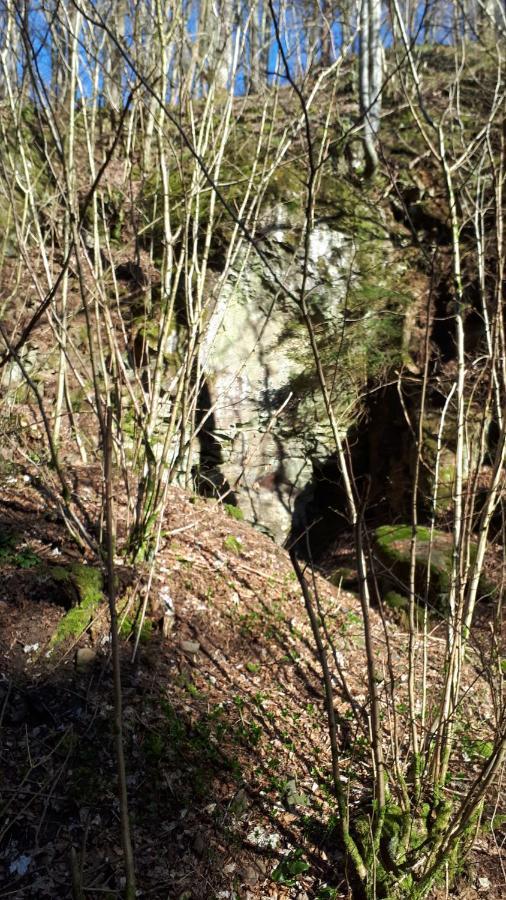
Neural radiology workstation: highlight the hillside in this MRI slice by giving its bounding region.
[0,475,503,899]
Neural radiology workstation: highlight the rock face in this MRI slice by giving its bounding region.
[189,163,489,544]
[201,217,362,542]
[193,175,418,542]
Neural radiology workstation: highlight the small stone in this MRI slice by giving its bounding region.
[477,877,490,891]
[241,866,259,886]
[230,788,249,816]
[163,612,174,637]
[193,832,206,856]
[181,640,200,655]
[246,826,279,849]
[75,648,96,669]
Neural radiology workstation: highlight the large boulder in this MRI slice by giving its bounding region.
[202,203,407,542]
[201,220,355,541]
[373,524,493,611]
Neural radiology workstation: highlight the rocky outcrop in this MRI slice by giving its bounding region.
[201,201,407,541]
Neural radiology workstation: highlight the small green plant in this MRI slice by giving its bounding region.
[271,850,310,887]
[252,691,267,707]
[223,534,243,554]
[466,739,493,761]
[224,503,244,521]
[185,680,200,698]
[235,721,262,746]
[238,610,260,637]
[0,529,41,568]
[120,615,153,643]
[316,887,338,899]
[282,648,300,663]
[160,699,186,746]
[144,731,165,760]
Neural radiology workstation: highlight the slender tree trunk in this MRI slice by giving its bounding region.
[207,0,235,91]
[103,0,127,125]
[0,0,19,100]
[359,0,382,177]
[321,0,332,66]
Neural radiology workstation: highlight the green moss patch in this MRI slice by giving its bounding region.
[375,524,455,610]
[120,614,153,643]
[50,563,103,646]
[384,591,409,610]
[374,524,492,612]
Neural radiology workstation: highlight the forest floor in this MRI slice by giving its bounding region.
[0,473,504,899]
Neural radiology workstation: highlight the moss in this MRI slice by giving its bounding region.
[329,566,358,589]
[224,502,244,521]
[352,793,476,897]
[384,591,409,610]
[436,463,456,506]
[51,604,95,644]
[119,615,153,643]
[375,524,453,609]
[418,435,457,515]
[50,563,103,646]
[376,524,432,545]
[316,174,386,238]
[51,562,102,603]
[374,524,493,611]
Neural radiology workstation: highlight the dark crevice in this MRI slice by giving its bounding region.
[193,379,237,504]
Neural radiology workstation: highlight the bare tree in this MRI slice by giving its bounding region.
[359,0,382,175]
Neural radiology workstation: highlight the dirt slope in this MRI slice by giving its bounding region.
[0,479,503,899]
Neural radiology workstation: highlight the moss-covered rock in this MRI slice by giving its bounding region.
[203,199,410,542]
[417,407,486,516]
[374,524,493,612]
[329,566,359,590]
[384,590,409,610]
[375,524,455,611]
[50,563,103,646]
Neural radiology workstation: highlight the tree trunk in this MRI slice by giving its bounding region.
[359,0,382,177]
[207,0,235,91]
